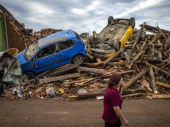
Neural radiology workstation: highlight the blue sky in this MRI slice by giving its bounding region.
[1,0,170,34]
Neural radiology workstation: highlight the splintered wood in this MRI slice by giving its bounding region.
[1,23,170,100]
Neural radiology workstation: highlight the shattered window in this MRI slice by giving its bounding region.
[36,44,56,59]
[59,40,75,50]
[25,41,39,60]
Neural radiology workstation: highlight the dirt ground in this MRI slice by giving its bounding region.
[0,98,170,127]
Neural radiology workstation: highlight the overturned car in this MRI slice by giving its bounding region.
[88,16,135,58]
[15,29,87,79]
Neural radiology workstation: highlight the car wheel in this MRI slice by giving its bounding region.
[108,16,114,25]
[24,71,35,79]
[130,17,135,28]
[72,55,84,65]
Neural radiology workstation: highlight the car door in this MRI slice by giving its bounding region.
[58,40,76,65]
[32,44,62,74]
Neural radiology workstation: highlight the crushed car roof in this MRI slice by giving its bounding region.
[38,29,75,48]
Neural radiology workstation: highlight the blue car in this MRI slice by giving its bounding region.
[15,29,87,78]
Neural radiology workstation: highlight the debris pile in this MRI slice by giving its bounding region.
[1,23,170,100]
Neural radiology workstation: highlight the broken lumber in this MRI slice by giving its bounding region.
[156,81,170,89]
[108,62,127,66]
[146,62,170,76]
[152,94,170,99]
[78,92,104,99]
[87,52,94,61]
[103,48,125,67]
[39,73,81,84]
[82,61,103,67]
[122,93,145,99]
[122,88,146,95]
[62,78,93,86]
[148,66,158,94]
[140,77,152,91]
[157,27,170,45]
[122,68,148,91]
[79,66,108,75]
[129,50,145,69]
[130,22,146,56]
[46,63,79,77]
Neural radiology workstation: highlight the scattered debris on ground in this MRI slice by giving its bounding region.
[0,12,170,101]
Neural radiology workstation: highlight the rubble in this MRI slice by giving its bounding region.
[1,22,170,101]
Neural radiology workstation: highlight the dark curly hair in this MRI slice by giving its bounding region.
[108,73,122,87]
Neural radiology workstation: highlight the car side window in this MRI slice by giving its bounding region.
[55,43,60,53]
[59,40,75,51]
[36,44,56,59]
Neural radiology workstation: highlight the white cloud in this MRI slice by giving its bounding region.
[72,8,87,14]
[1,0,170,34]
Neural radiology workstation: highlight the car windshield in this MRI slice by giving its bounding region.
[25,41,39,60]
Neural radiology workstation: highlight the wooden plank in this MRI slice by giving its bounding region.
[108,62,127,66]
[122,68,148,91]
[78,92,105,99]
[103,48,125,67]
[152,94,170,99]
[130,22,146,56]
[46,63,79,77]
[79,66,108,75]
[82,61,103,67]
[157,27,170,45]
[129,50,145,69]
[156,81,170,89]
[146,62,170,76]
[87,53,94,61]
[122,88,146,95]
[122,93,145,99]
[39,73,81,84]
[62,78,93,86]
[148,66,158,94]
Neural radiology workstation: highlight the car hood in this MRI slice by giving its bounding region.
[15,50,28,65]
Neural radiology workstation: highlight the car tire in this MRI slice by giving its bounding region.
[130,17,135,28]
[24,71,35,79]
[108,16,114,25]
[72,55,84,65]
